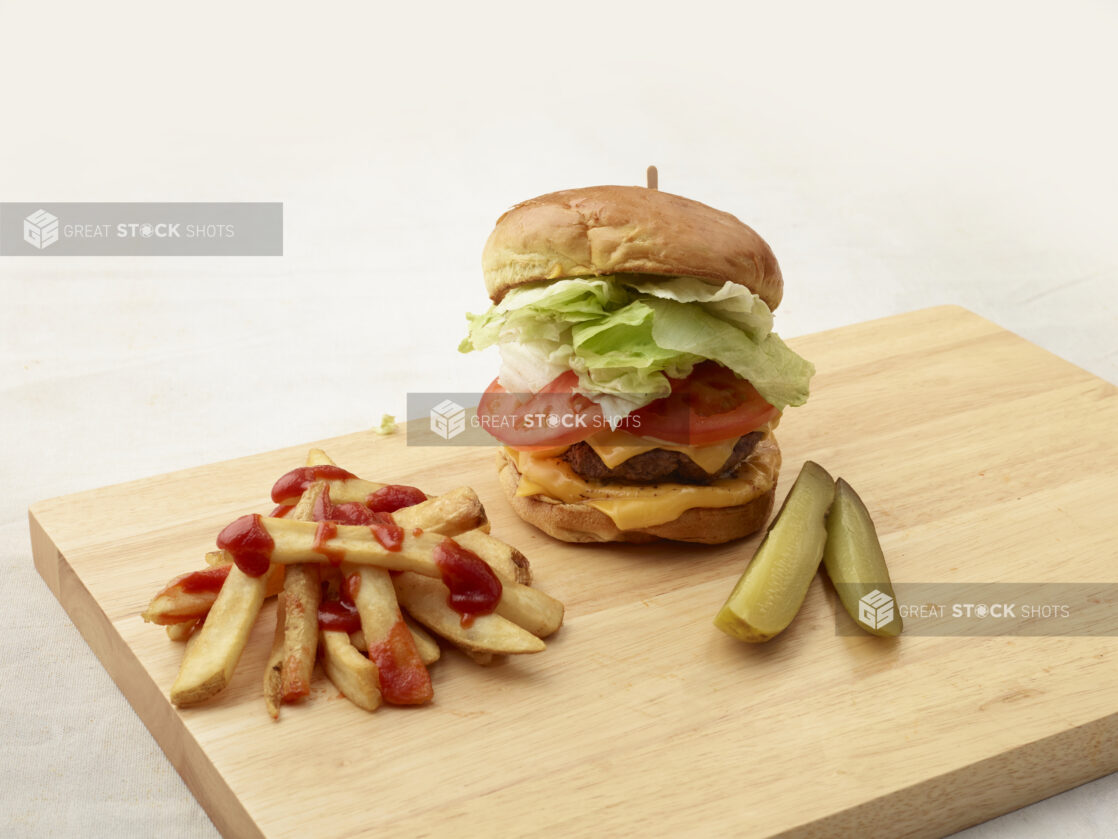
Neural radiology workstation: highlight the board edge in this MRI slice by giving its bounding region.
[31,513,265,839]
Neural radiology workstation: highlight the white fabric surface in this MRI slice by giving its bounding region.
[2,1,1117,836]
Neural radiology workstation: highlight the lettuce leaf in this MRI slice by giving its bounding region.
[459,275,814,421]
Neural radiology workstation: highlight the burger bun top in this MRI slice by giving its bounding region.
[482,185,783,309]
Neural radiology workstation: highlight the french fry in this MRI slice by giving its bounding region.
[305,448,335,467]
[333,618,440,666]
[391,487,488,538]
[342,563,432,705]
[143,562,285,626]
[393,572,545,654]
[263,599,285,720]
[347,628,440,665]
[166,619,199,642]
[143,566,229,625]
[492,578,564,639]
[290,479,324,519]
[277,471,325,703]
[446,531,561,636]
[452,529,532,587]
[320,630,381,711]
[280,563,320,702]
[315,572,386,711]
[275,474,384,506]
[205,549,291,593]
[170,564,267,706]
[403,615,441,665]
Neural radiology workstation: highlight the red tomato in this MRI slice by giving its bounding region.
[479,363,778,450]
[628,362,779,446]
[477,371,604,450]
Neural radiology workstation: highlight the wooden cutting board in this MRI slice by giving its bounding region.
[30,306,1118,838]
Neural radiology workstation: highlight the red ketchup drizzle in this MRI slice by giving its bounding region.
[317,600,360,633]
[317,573,362,633]
[313,484,378,525]
[310,485,405,552]
[370,514,404,552]
[317,572,364,630]
[270,504,294,518]
[366,484,427,513]
[367,619,433,705]
[271,465,356,504]
[432,538,502,627]
[312,521,345,566]
[177,565,231,594]
[216,514,274,577]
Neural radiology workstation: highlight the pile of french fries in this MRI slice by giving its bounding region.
[142,448,564,716]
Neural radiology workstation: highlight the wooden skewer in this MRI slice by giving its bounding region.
[646,165,658,190]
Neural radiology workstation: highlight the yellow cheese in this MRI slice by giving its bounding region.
[583,430,741,474]
[507,435,780,531]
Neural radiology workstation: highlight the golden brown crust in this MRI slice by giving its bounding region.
[496,448,777,545]
[482,185,783,309]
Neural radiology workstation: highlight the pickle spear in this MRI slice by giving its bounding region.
[823,478,902,637]
[714,461,835,642]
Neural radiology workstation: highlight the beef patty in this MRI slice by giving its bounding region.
[562,431,763,485]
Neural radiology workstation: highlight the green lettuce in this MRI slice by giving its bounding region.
[460,275,814,423]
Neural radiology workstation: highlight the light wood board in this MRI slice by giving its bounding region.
[30,306,1118,838]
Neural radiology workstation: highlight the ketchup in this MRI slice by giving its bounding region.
[367,620,433,705]
[317,572,363,633]
[270,504,294,518]
[312,521,345,566]
[313,484,378,526]
[271,465,356,504]
[366,484,427,513]
[318,600,361,633]
[216,514,274,577]
[432,538,502,627]
[309,485,404,549]
[370,514,405,552]
[178,564,231,594]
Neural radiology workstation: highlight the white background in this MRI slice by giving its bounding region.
[2,1,1116,836]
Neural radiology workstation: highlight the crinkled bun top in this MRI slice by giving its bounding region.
[482,185,783,310]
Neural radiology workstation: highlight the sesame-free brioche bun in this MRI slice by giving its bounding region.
[482,185,783,309]
[496,445,780,545]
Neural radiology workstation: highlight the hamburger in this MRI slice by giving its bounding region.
[459,185,814,544]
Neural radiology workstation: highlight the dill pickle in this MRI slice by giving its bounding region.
[822,478,902,636]
[714,461,835,642]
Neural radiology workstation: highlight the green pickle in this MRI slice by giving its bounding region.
[823,478,902,637]
[714,461,835,642]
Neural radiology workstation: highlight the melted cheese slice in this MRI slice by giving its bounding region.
[582,429,741,474]
[506,432,781,531]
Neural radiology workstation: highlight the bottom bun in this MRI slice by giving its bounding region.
[496,446,779,545]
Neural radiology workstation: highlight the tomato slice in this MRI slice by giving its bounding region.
[478,371,604,450]
[479,363,778,450]
[628,362,779,446]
